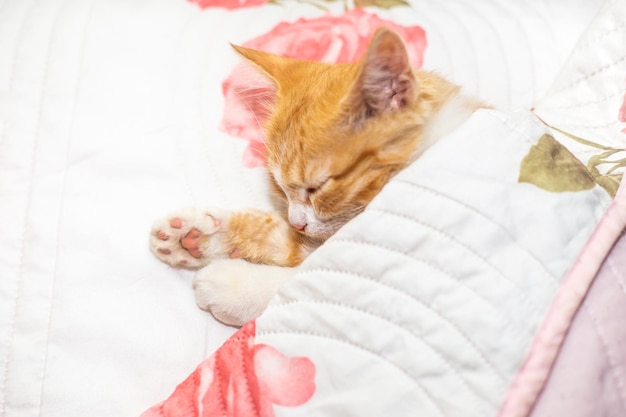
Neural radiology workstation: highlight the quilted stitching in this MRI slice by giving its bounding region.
[0,1,615,416]
[0,1,85,414]
[393,180,559,284]
[533,0,626,153]
[285,266,509,381]
[257,110,611,417]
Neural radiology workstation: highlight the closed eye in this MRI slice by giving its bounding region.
[305,177,330,196]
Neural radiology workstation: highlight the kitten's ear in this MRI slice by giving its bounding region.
[231,44,287,87]
[343,29,416,122]
[227,45,281,133]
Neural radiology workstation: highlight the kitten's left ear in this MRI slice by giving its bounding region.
[231,44,291,87]
[343,29,416,121]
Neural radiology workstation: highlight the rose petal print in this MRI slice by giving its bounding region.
[253,345,316,406]
[187,0,267,10]
[142,321,316,417]
[619,85,626,134]
[141,356,215,417]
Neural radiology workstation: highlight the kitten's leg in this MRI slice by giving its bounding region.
[150,207,307,269]
[193,259,296,326]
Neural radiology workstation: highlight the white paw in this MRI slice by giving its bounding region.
[193,259,296,326]
[149,207,229,269]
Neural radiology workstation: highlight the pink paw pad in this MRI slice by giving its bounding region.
[169,218,183,229]
[181,228,202,258]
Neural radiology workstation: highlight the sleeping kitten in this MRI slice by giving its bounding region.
[150,28,482,326]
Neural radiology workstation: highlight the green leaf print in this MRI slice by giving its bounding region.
[354,0,409,9]
[519,134,597,193]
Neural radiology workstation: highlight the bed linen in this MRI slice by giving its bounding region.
[0,0,624,417]
[530,229,626,417]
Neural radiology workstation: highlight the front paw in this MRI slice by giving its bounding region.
[193,259,295,326]
[149,207,229,269]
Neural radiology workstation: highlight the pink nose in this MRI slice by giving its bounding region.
[290,222,307,232]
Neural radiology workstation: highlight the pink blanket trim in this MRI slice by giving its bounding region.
[497,181,626,417]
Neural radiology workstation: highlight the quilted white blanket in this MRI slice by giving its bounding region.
[1,0,625,416]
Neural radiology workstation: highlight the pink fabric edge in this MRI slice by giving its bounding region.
[497,181,626,417]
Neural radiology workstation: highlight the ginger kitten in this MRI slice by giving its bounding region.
[150,29,482,326]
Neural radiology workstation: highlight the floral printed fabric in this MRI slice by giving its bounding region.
[189,0,266,10]
[141,321,315,417]
[617,85,626,133]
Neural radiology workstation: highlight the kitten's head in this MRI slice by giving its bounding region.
[233,29,425,239]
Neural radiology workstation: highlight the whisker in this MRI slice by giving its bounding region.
[247,144,268,157]
[232,88,271,133]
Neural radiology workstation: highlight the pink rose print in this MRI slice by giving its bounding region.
[239,8,426,65]
[188,0,267,10]
[221,8,428,167]
[141,321,316,417]
[617,86,626,133]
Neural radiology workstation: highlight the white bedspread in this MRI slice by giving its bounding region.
[1,0,623,416]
